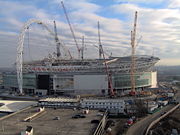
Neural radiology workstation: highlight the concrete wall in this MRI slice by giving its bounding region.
[52,74,108,95]
[74,75,108,94]
[151,71,157,88]
[53,75,73,90]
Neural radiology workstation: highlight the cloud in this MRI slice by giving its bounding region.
[65,0,101,13]
[168,0,180,8]
[111,3,180,58]
[113,0,165,4]
[0,0,180,67]
[157,58,180,66]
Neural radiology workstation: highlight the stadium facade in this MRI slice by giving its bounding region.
[2,55,159,96]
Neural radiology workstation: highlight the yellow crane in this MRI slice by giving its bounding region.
[130,11,138,96]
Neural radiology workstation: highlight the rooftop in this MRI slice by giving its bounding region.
[0,100,37,113]
[0,107,101,135]
[39,97,79,103]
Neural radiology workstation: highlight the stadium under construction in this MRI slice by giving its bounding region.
[3,55,159,96]
[2,11,160,97]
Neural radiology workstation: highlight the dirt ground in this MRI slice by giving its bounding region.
[104,117,128,135]
[150,107,180,135]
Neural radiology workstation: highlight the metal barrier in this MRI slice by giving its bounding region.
[144,103,180,135]
[93,111,108,135]
[23,109,46,122]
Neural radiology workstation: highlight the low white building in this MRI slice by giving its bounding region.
[38,97,79,108]
[80,99,125,114]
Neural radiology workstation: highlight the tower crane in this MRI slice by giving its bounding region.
[102,48,115,97]
[61,1,81,59]
[81,36,84,60]
[98,22,114,97]
[130,11,138,96]
[98,21,103,59]
[53,21,61,58]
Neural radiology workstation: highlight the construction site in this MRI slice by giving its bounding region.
[148,106,180,135]
[2,9,159,97]
[0,2,179,135]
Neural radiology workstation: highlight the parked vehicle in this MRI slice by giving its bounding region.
[53,116,60,120]
[72,115,79,119]
[72,114,86,119]
[126,118,133,126]
[169,99,178,104]
[97,113,103,116]
[91,119,100,124]
[131,116,137,122]
[160,111,167,116]
[167,93,174,98]
[79,114,86,118]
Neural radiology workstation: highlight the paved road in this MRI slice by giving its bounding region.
[174,89,180,103]
[126,86,180,135]
[126,105,174,135]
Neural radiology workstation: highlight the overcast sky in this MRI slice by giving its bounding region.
[0,0,180,67]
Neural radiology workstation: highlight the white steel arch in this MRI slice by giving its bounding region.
[16,19,71,94]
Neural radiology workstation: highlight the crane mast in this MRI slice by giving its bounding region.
[98,21,103,59]
[102,48,114,97]
[53,21,61,58]
[98,22,114,97]
[130,11,138,96]
[81,36,84,60]
[61,1,81,59]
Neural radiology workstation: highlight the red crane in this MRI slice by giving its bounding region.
[98,22,114,97]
